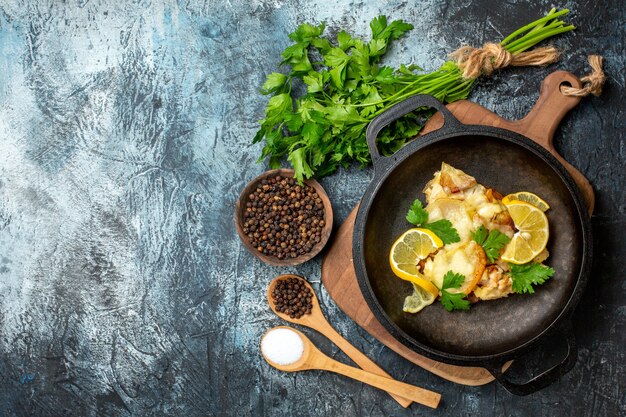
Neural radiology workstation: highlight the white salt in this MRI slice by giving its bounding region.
[261,328,304,365]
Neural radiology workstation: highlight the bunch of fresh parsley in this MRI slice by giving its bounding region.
[254,10,575,181]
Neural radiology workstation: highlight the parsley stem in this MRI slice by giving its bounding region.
[507,25,576,53]
[500,8,568,46]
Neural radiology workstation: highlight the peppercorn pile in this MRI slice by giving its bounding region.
[271,277,313,319]
[242,175,325,260]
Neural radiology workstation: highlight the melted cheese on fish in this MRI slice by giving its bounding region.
[420,163,512,293]
[423,241,484,293]
[426,199,477,243]
[464,186,504,222]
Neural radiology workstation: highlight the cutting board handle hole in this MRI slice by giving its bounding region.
[558,81,573,94]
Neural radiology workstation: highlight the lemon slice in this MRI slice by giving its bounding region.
[502,192,550,212]
[389,228,442,297]
[501,200,550,264]
[403,283,436,313]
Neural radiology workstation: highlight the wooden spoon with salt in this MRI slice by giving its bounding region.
[268,274,434,408]
[261,326,441,409]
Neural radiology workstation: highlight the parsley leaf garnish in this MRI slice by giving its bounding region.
[405,199,460,244]
[510,262,555,294]
[442,270,465,289]
[423,220,461,245]
[438,271,471,312]
[405,199,428,226]
[471,225,511,263]
[470,225,488,245]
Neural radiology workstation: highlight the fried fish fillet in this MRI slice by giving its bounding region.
[421,163,524,300]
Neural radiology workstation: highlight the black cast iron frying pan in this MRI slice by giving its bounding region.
[353,75,592,396]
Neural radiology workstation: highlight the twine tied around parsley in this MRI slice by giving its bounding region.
[450,43,561,79]
[450,42,606,97]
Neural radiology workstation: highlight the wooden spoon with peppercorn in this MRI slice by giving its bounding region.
[268,274,421,408]
[261,326,441,409]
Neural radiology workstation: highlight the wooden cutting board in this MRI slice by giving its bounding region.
[321,71,594,386]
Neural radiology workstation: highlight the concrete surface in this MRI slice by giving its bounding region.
[0,0,623,416]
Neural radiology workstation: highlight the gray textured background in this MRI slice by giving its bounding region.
[0,0,624,416]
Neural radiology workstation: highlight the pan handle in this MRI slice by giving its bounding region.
[366,95,461,170]
[484,321,577,396]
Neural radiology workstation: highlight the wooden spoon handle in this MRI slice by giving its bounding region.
[313,318,413,408]
[320,356,441,409]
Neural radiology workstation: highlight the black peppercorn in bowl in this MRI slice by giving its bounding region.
[235,169,333,266]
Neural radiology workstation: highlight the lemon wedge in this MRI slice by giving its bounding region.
[403,283,436,313]
[501,200,550,264]
[502,191,550,212]
[389,228,442,297]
